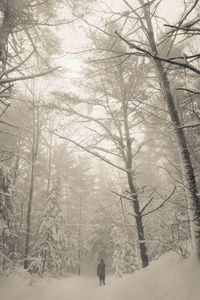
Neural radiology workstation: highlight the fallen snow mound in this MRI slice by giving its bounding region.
[96,252,200,300]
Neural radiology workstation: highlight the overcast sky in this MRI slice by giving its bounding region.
[51,0,184,92]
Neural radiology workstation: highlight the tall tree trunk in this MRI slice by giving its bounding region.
[0,2,11,72]
[122,87,149,267]
[47,129,53,196]
[24,152,35,269]
[78,195,82,275]
[24,102,39,269]
[140,0,200,258]
[0,1,24,73]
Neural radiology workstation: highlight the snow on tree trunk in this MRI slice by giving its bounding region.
[126,172,149,268]
[0,1,25,72]
[24,154,35,270]
[0,163,13,272]
[122,91,149,268]
[24,111,37,269]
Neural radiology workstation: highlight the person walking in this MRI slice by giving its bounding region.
[97,259,106,286]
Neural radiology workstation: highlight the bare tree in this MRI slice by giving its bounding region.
[52,31,177,266]
[114,0,200,259]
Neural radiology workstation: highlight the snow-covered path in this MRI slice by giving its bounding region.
[0,277,94,300]
[1,253,200,300]
[0,275,111,300]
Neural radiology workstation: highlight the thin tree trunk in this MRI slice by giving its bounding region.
[0,4,10,71]
[122,84,149,267]
[24,102,39,269]
[24,145,35,269]
[42,233,49,274]
[78,195,82,275]
[47,129,53,196]
[140,0,200,258]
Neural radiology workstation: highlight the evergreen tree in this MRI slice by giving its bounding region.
[111,225,139,278]
[32,176,67,276]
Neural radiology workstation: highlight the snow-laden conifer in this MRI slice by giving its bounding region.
[32,176,68,276]
[111,226,139,277]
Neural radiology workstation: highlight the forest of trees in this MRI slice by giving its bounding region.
[0,0,200,278]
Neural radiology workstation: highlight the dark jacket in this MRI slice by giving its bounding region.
[97,259,106,276]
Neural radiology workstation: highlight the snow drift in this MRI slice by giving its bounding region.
[96,252,200,300]
[1,252,200,300]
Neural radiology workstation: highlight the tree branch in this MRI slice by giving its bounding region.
[178,121,200,129]
[0,120,18,128]
[140,196,154,214]
[53,131,130,173]
[115,31,200,75]
[110,189,134,201]
[0,67,60,84]
[142,186,176,217]
[176,87,200,95]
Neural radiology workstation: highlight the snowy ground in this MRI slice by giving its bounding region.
[1,252,200,300]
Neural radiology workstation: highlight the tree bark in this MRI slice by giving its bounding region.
[47,128,53,197]
[78,194,82,275]
[121,80,149,267]
[24,103,39,269]
[24,153,35,269]
[0,2,11,69]
[139,0,200,258]
[127,171,149,267]
[0,1,24,72]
